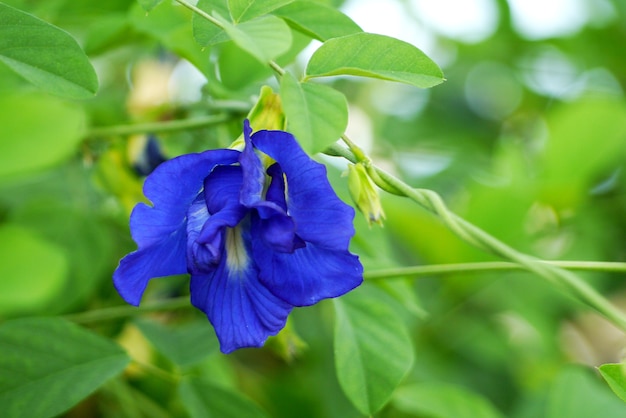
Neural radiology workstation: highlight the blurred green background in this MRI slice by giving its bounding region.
[1,0,626,417]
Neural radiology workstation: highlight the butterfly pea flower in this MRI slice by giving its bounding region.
[113,121,363,353]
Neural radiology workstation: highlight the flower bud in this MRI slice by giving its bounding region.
[229,86,285,151]
[348,162,385,226]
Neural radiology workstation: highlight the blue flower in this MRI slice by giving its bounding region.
[113,121,363,353]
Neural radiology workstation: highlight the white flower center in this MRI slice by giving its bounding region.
[225,226,249,272]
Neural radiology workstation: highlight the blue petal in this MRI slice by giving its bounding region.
[259,214,305,253]
[238,120,266,208]
[113,228,187,305]
[190,224,293,353]
[186,194,221,274]
[203,165,243,214]
[251,130,356,251]
[252,222,363,306]
[187,166,248,274]
[129,149,240,249]
[265,163,287,211]
[114,149,239,305]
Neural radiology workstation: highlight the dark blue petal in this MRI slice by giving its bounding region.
[259,214,305,253]
[251,130,356,251]
[252,223,363,306]
[186,194,221,274]
[187,166,248,274]
[113,227,187,305]
[190,224,293,353]
[129,149,240,248]
[114,149,239,305]
[265,163,287,211]
[203,165,243,214]
[238,120,266,208]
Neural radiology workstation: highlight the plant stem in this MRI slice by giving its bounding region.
[175,0,289,79]
[64,297,190,324]
[64,261,626,323]
[364,261,626,280]
[174,0,224,29]
[324,143,626,331]
[87,114,232,138]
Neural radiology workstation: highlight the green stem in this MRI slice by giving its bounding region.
[87,114,232,138]
[64,297,190,324]
[364,261,626,280]
[132,360,181,384]
[64,262,626,323]
[174,0,224,29]
[324,143,626,331]
[175,0,288,79]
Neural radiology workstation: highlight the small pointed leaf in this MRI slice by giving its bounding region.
[392,383,505,418]
[228,0,293,22]
[180,377,270,418]
[0,317,130,418]
[272,1,362,41]
[221,14,292,63]
[333,285,414,415]
[280,72,348,154]
[306,33,444,89]
[0,3,99,99]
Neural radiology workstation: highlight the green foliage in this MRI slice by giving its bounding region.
[179,377,271,418]
[220,14,292,63]
[2,0,626,416]
[334,285,414,415]
[306,33,445,88]
[546,366,626,418]
[599,363,626,403]
[392,383,505,418]
[0,224,67,315]
[0,94,86,181]
[228,0,293,23]
[280,72,348,153]
[193,0,230,46]
[0,2,98,98]
[0,317,129,418]
[272,1,362,41]
[135,319,220,367]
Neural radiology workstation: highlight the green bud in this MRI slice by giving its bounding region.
[348,162,385,226]
[247,85,285,131]
[229,85,285,151]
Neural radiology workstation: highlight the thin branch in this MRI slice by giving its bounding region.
[87,114,232,138]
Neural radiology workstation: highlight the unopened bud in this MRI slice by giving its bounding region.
[348,163,385,226]
[229,86,285,150]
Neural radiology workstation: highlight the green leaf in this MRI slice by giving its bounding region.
[306,33,445,89]
[179,376,271,418]
[0,2,98,99]
[84,13,131,56]
[221,14,292,63]
[228,0,293,22]
[0,94,86,182]
[333,285,414,415]
[192,0,230,47]
[392,383,505,418]
[0,317,130,418]
[130,2,212,77]
[218,42,272,90]
[280,72,348,154]
[137,0,164,12]
[540,97,626,208]
[272,0,362,41]
[9,201,115,314]
[547,366,626,418]
[136,319,219,368]
[599,363,626,403]
[0,224,67,315]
